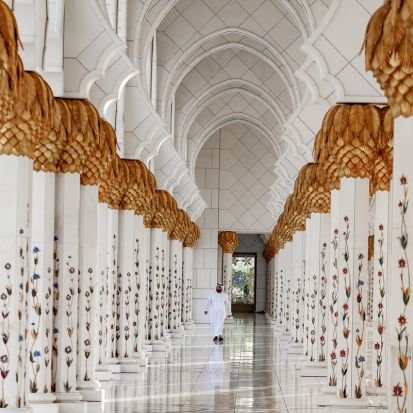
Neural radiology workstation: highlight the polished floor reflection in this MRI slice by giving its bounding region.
[99,315,323,412]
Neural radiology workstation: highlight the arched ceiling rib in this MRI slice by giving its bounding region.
[126,0,332,220]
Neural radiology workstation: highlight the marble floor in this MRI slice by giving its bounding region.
[97,315,385,413]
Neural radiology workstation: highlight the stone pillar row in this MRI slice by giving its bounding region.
[0,3,201,412]
[264,102,393,410]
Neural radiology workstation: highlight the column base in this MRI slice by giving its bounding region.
[170,329,185,342]
[95,364,113,381]
[28,393,58,413]
[54,392,87,413]
[104,358,121,374]
[366,385,386,396]
[147,340,170,358]
[132,351,148,367]
[320,385,337,395]
[1,408,32,413]
[77,380,104,402]
[119,358,140,373]
[184,321,195,330]
[286,343,303,354]
[325,397,371,411]
[300,362,327,377]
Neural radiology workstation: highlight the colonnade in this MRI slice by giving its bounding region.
[0,3,200,412]
[265,2,413,410]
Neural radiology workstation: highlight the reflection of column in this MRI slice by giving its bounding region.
[28,171,58,412]
[0,156,32,411]
[218,231,239,321]
[53,173,86,412]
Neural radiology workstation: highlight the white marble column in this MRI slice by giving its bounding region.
[387,117,413,413]
[301,213,329,377]
[182,247,195,330]
[283,242,292,338]
[276,249,285,333]
[169,239,184,340]
[117,210,140,372]
[148,227,168,354]
[161,230,171,345]
[28,171,58,413]
[132,214,148,366]
[104,208,120,373]
[290,231,305,351]
[222,251,233,321]
[95,202,112,380]
[76,185,103,401]
[0,156,32,411]
[331,178,369,406]
[302,219,312,358]
[323,189,341,393]
[52,172,86,413]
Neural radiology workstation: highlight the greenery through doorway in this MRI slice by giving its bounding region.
[231,253,256,313]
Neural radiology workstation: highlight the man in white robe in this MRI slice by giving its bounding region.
[204,283,231,343]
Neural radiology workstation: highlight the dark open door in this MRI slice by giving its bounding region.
[231,253,257,313]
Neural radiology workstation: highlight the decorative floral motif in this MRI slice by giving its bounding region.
[0,263,12,408]
[394,176,410,413]
[97,269,106,365]
[122,271,132,358]
[63,259,76,393]
[329,228,339,387]
[44,267,52,393]
[374,225,385,388]
[133,239,141,353]
[294,276,301,343]
[29,247,41,393]
[51,237,59,393]
[285,276,290,333]
[319,243,327,362]
[17,231,28,407]
[339,217,351,399]
[82,268,94,380]
[279,271,284,327]
[309,274,317,362]
[354,254,366,399]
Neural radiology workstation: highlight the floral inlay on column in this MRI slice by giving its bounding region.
[133,239,140,353]
[329,229,339,386]
[309,274,317,362]
[374,224,385,388]
[63,258,75,392]
[340,216,351,399]
[123,271,132,357]
[294,277,301,343]
[29,246,42,393]
[0,263,12,408]
[319,243,327,362]
[279,270,284,327]
[44,266,52,392]
[393,176,410,413]
[285,277,291,332]
[52,237,59,393]
[82,268,94,380]
[97,269,106,365]
[17,233,28,406]
[354,253,366,399]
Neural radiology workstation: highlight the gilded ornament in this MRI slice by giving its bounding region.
[218,231,239,253]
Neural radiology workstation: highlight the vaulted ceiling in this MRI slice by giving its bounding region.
[131,0,332,218]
